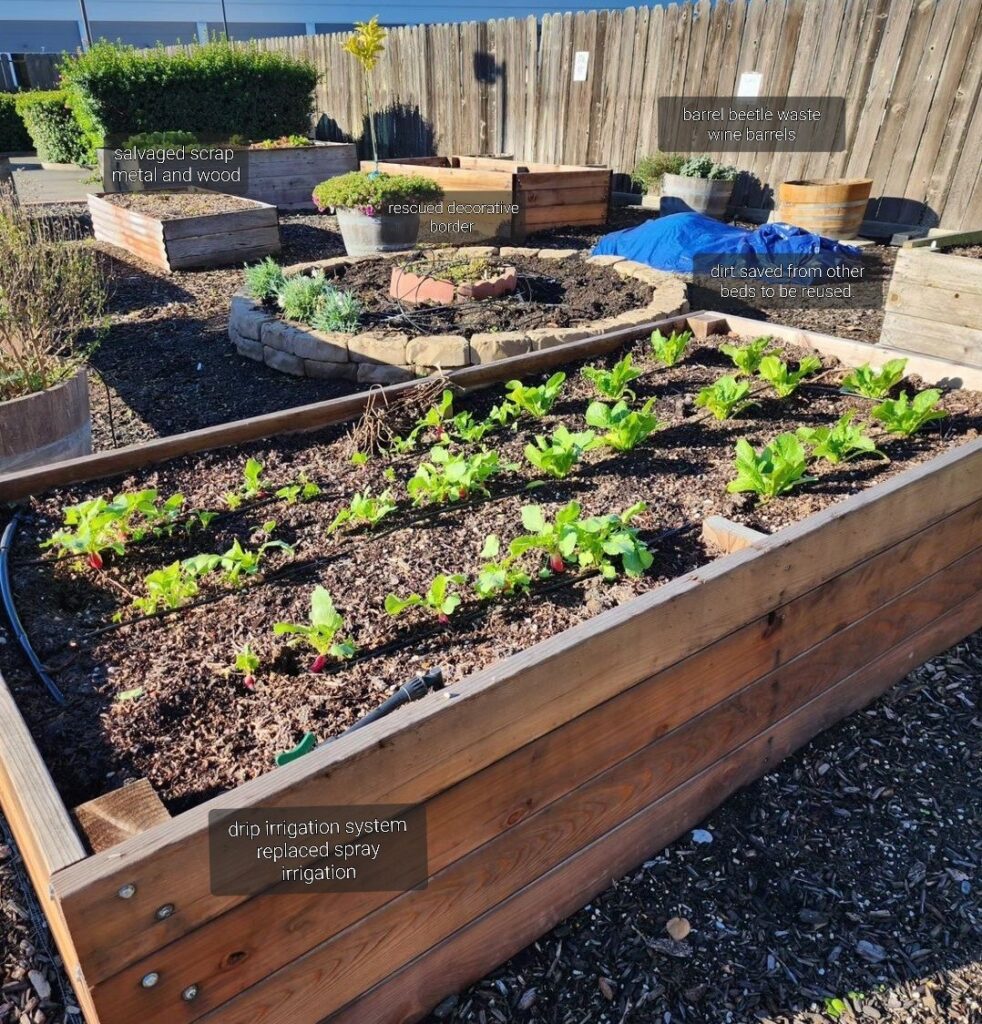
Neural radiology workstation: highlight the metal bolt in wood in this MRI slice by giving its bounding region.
[141,972,159,989]
[117,883,136,899]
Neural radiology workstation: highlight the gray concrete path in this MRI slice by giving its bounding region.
[8,154,92,204]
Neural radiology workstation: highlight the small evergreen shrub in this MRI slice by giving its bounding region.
[312,171,443,212]
[632,152,684,193]
[0,95,31,153]
[14,91,87,165]
[678,155,738,181]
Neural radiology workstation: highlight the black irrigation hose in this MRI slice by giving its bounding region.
[0,515,65,704]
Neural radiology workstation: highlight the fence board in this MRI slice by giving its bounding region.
[132,0,980,229]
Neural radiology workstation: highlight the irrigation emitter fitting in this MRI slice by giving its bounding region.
[275,666,444,766]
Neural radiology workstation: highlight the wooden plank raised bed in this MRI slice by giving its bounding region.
[364,156,612,239]
[0,312,980,1024]
[246,141,358,209]
[879,229,982,367]
[87,189,281,273]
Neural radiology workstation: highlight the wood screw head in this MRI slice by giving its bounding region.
[154,904,175,920]
[141,972,159,989]
[182,985,199,1002]
[117,883,136,899]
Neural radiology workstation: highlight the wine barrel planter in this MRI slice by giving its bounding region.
[0,369,91,475]
[776,178,873,239]
[0,313,980,1024]
[879,229,982,367]
[660,173,734,220]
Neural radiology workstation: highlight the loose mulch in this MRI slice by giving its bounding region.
[2,332,979,815]
[423,629,982,1024]
[280,253,651,338]
[104,192,260,219]
[944,244,982,259]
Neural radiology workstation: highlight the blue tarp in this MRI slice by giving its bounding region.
[592,212,862,274]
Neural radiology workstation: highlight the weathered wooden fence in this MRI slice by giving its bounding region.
[175,0,980,229]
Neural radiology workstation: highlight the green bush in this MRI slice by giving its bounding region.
[632,152,684,193]
[0,95,31,153]
[312,171,443,212]
[678,155,738,181]
[60,40,318,159]
[14,91,88,165]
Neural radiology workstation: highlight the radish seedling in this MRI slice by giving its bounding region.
[871,389,947,437]
[797,412,884,464]
[574,502,653,579]
[840,358,907,399]
[727,434,816,502]
[449,411,493,444]
[719,336,777,376]
[524,426,597,479]
[486,400,522,427]
[132,556,213,615]
[581,354,643,401]
[275,473,321,504]
[328,489,397,532]
[219,537,292,586]
[417,390,455,441]
[407,447,502,505]
[234,645,261,690]
[273,587,357,671]
[509,503,582,575]
[503,372,566,418]
[385,574,467,624]
[695,376,755,420]
[650,328,692,367]
[472,535,532,599]
[756,354,822,397]
[585,399,662,452]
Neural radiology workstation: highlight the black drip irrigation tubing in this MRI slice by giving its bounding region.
[0,514,65,704]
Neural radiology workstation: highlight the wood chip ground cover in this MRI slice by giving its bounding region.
[2,333,980,815]
[105,192,261,219]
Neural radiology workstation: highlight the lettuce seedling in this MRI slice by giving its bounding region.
[727,434,817,502]
[384,574,467,624]
[719,336,776,376]
[503,372,566,418]
[695,375,755,420]
[225,457,267,509]
[757,354,822,397]
[797,412,884,464]
[840,358,908,399]
[275,473,321,504]
[585,398,662,452]
[650,328,692,367]
[871,389,947,437]
[524,426,597,479]
[581,353,643,401]
[407,447,501,505]
[273,586,357,671]
[234,645,261,690]
[328,489,397,532]
[449,411,493,444]
[132,560,205,615]
[472,535,532,600]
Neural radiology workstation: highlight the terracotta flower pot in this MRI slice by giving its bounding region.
[390,265,518,306]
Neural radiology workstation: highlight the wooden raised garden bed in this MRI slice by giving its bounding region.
[880,228,982,367]
[246,141,358,209]
[0,312,980,1024]
[364,156,612,239]
[88,189,281,273]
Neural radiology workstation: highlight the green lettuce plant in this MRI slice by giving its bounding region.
[524,426,596,479]
[757,354,822,397]
[840,358,908,399]
[581,354,643,400]
[797,412,884,464]
[586,398,661,451]
[727,434,816,502]
[695,375,755,420]
[871,389,947,437]
[720,336,776,376]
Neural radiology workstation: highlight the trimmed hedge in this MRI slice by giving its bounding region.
[14,91,88,165]
[61,40,318,158]
[0,94,32,154]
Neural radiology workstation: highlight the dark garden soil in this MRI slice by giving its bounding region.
[296,253,652,338]
[106,191,261,218]
[2,332,980,817]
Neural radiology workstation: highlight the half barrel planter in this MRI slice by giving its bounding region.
[87,189,281,272]
[776,178,873,240]
[0,368,91,474]
[660,173,734,220]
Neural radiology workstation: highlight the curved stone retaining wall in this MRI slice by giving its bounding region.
[228,247,689,384]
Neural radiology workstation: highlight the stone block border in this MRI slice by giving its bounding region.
[228,247,689,381]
